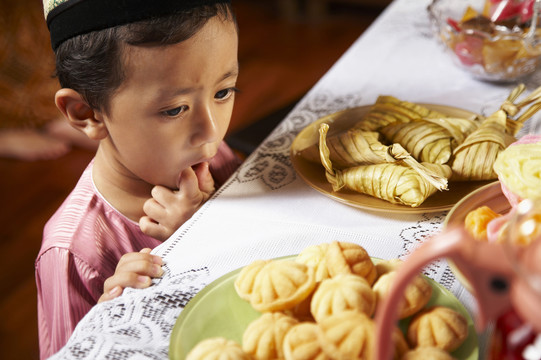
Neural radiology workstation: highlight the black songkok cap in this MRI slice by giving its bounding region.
[43,0,231,50]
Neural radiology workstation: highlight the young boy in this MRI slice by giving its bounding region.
[35,0,241,358]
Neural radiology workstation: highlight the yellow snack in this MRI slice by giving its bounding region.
[194,243,471,360]
[374,258,403,277]
[186,337,250,360]
[234,259,270,301]
[373,267,432,319]
[242,312,298,360]
[407,306,468,352]
[310,274,376,322]
[464,205,501,241]
[317,310,408,360]
[250,260,316,312]
[317,310,374,360]
[493,140,541,201]
[401,346,456,360]
[392,326,410,360]
[283,322,331,360]
[285,292,314,322]
[296,243,331,282]
[325,241,377,285]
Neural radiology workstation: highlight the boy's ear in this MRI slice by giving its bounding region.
[55,88,108,140]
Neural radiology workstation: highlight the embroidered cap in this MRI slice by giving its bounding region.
[43,0,231,50]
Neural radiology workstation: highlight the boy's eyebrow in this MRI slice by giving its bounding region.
[218,65,240,83]
[158,65,240,99]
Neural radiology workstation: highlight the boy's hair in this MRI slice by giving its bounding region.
[54,3,236,114]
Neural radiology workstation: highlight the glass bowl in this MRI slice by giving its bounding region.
[428,0,541,82]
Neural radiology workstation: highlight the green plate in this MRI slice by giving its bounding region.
[169,257,479,360]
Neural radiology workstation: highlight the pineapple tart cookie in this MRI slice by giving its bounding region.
[187,241,472,360]
[407,306,468,352]
[296,242,331,282]
[372,259,432,319]
[317,310,375,360]
[317,310,408,360]
[185,337,251,360]
[283,322,331,360]
[401,346,457,360]
[325,241,377,285]
[234,259,270,301]
[310,273,376,322]
[235,259,316,312]
[242,312,298,360]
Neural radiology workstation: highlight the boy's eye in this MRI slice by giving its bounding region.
[215,87,239,100]
[163,105,188,117]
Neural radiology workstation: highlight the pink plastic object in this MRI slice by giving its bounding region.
[374,224,541,359]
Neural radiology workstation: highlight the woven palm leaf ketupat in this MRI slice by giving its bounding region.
[380,113,481,165]
[318,123,451,207]
[351,96,449,132]
[380,120,454,165]
[299,128,391,169]
[422,115,479,141]
[376,95,448,119]
[451,109,508,181]
[451,84,541,181]
[303,84,541,207]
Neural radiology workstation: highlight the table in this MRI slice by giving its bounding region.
[50,0,541,359]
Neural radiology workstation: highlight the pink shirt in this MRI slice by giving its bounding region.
[35,142,241,359]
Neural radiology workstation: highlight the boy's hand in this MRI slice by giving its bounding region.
[139,162,215,241]
[99,248,163,303]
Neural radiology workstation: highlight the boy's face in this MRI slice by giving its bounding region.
[97,16,238,190]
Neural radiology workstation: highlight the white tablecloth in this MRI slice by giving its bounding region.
[50,0,541,359]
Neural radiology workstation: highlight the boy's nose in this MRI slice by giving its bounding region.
[191,104,219,146]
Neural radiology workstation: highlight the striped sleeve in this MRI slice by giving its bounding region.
[36,247,104,359]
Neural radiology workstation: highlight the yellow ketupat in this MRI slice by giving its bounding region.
[451,84,541,181]
[451,109,509,181]
[299,127,389,169]
[379,112,480,165]
[380,120,455,165]
[319,123,451,208]
[351,95,448,132]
